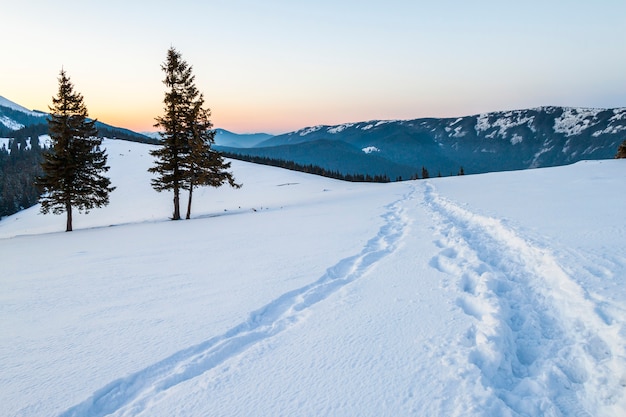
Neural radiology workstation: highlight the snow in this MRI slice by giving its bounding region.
[0,115,24,130]
[0,95,35,114]
[554,108,602,137]
[1,138,625,417]
[0,135,51,153]
[445,118,465,137]
[610,108,626,122]
[476,113,491,133]
[39,134,52,148]
[530,144,555,168]
[592,124,626,137]
[327,123,354,134]
[298,125,323,136]
[0,138,10,150]
[453,125,466,138]
[362,146,380,154]
[475,111,535,138]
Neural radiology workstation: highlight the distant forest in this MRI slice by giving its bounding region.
[0,123,157,219]
[219,151,457,182]
[220,151,393,183]
[0,124,48,218]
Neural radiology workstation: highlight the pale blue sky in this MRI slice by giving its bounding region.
[3,0,625,134]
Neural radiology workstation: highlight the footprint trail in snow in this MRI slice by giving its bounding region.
[57,188,415,417]
[424,182,626,416]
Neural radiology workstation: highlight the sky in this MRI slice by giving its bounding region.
[2,0,625,134]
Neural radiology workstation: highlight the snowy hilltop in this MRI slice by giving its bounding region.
[1,139,625,416]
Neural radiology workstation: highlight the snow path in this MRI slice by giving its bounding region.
[424,182,626,416]
[57,188,415,417]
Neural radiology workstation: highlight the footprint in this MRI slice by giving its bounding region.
[555,392,593,417]
[460,273,477,295]
[456,296,486,320]
[515,339,541,366]
[584,335,612,362]
[429,255,457,274]
[440,247,457,259]
[508,312,526,331]
[557,352,590,384]
[460,325,477,347]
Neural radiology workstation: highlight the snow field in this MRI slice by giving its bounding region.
[425,183,626,415]
[57,186,414,417]
[1,139,625,416]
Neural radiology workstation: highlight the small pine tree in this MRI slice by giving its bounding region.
[421,166,430,179]
[184,96,240,219]
[458,166,465,175]
[37,69,114,232]
[616,140,626,159]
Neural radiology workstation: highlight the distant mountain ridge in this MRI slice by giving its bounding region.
[221,106,626,178]
[0,96,46,116]
[0,95,155,143]
[0,96,48,134]
[0,96,274,147]
[3,94,625,178]
[213,129,273,148]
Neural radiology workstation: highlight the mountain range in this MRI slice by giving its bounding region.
[218,106,626,178]
[2,95,624,178]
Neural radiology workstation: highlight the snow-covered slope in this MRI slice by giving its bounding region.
[0,96,48,131]
[0,96,39,115]
[1,139,625,417]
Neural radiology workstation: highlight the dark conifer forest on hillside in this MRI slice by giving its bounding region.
[0,124,48,218]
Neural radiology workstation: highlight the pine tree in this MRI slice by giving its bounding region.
[184,96,240,219]
[37,69,114,232]
[421,166,430,179]
[149,47,195,220]
[150,47,239,220]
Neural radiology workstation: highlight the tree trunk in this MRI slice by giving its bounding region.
[66,201,73,232]
[186,184,194,220]
[172,184,181,220]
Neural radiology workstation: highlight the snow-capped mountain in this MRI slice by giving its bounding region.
[223,106,626,178]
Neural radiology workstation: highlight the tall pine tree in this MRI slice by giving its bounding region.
[149,47,194,220]
[37,69,114,232]
[150,47,239,220]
